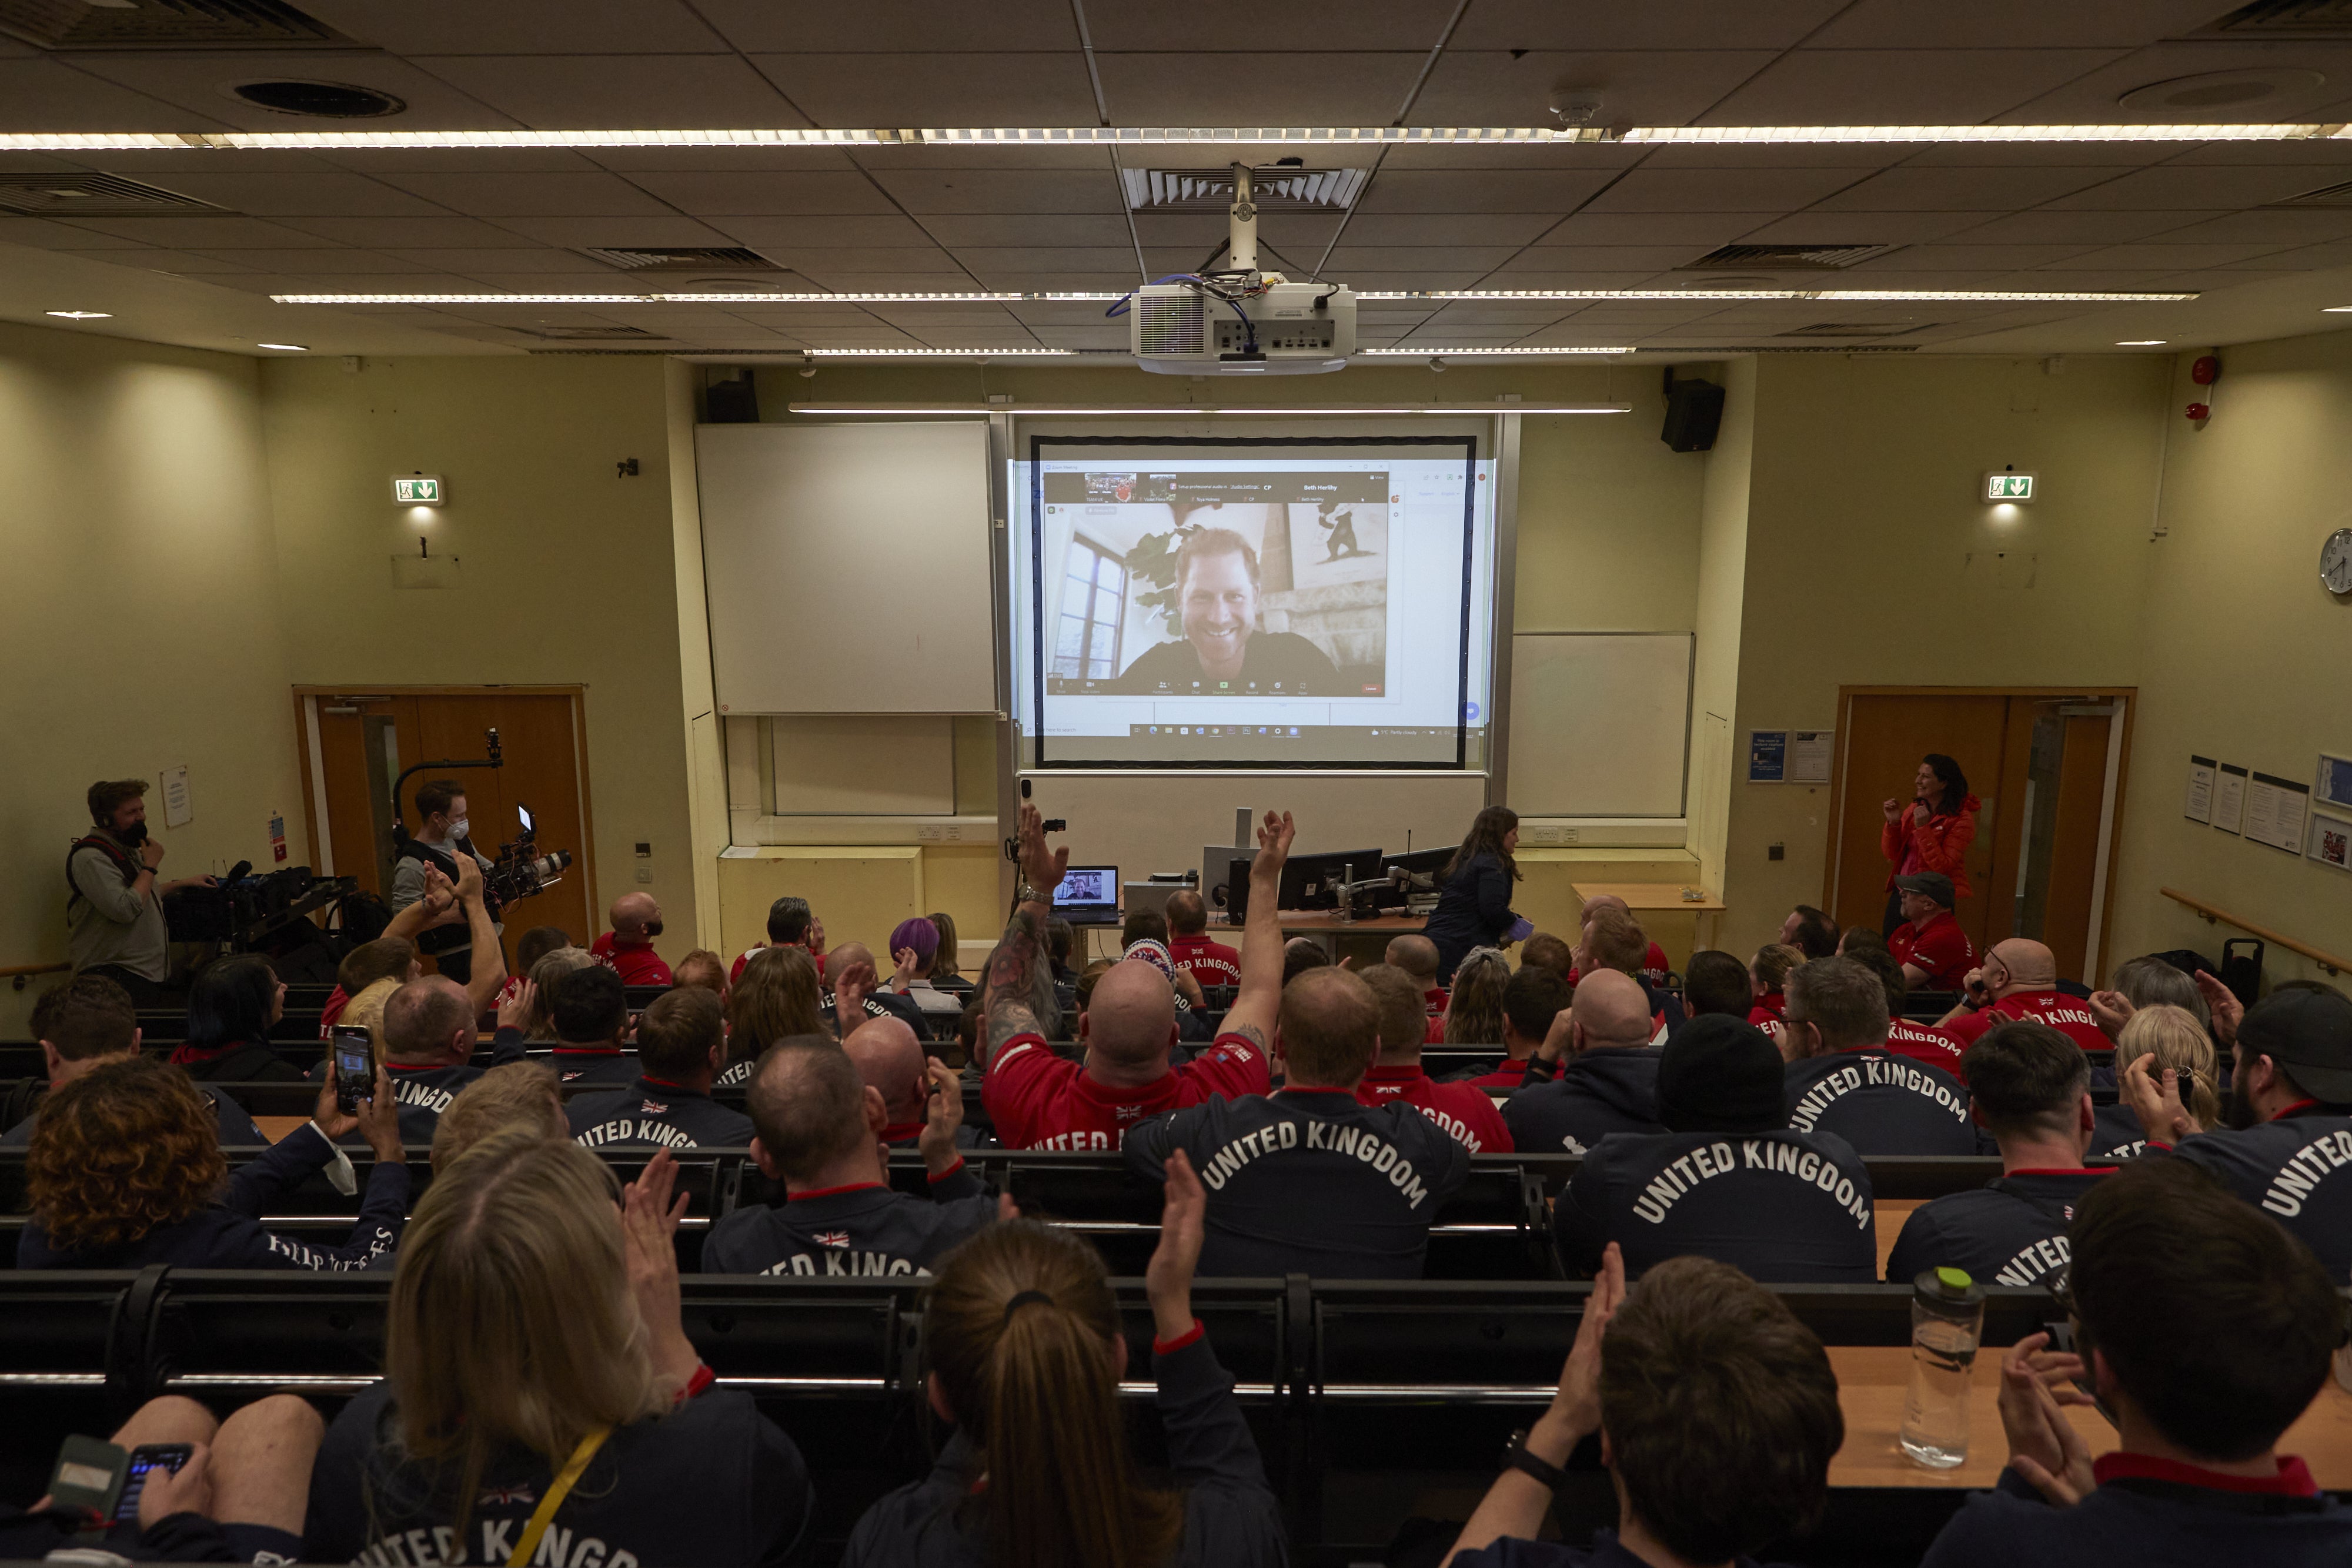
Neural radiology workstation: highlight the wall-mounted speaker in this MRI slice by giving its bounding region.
[1661,377,1725,452]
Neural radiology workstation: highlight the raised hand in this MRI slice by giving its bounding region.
[832,959,879,1034]
[622,1149,699,1389]
[1999,1334,2096,1507]
[1255,808,1296,866]
[1144,1148,1207,1342]
[917,1058,965,1174]
[496,977,537,1033]
[1548,1242,1625,1446]
[1017,801,1070,898]
[1882,797,1903,825]
[2193,970,2243,1047]
[2087,989,2134,1039]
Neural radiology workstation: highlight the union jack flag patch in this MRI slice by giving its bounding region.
[479,1484,537,1506]
[815,1231,851,1248]
[641,1099,669,1114]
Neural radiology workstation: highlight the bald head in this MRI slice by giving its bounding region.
[828,942,874,982]
[610,891,660,938]
[382,975,474,1065]
[1165,889,1208,936]
[1989,939,2057,993]
[1085,959,1179,1072]
[1580,893,1630,923]
[1385,934,1439,982]
[1569,969,1652,1055]
[841,1016,926,1122]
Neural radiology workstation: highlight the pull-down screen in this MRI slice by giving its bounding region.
[1015,434,1491,769]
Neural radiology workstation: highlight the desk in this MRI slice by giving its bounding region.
[1826,1345,2352,1489]
[1572,881,1726,959]
[1089,912,1427,965]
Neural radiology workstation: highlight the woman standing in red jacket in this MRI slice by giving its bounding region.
[1881,753,1979,935]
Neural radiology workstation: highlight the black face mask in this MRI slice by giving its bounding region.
[115,820,149,846]
[643,920,664,938]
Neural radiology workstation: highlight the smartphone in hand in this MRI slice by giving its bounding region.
[112,1443,192,1524]
[331,1027,373,1115]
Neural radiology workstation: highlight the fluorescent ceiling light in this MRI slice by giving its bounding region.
[1359,346,1631,356]
[46,309,111,319]
[2114,339,2169,345]
[5,123,2348,153]
[273,286,2195,307]
[786,400,1632,415]
[806,347,1074,356]
[2326,305,2352,313]
[256,342,309,350]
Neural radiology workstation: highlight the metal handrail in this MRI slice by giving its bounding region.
[2,960,68,992]
[2161,887,2348,977]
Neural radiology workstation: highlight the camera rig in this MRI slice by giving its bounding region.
[389,727,573,925]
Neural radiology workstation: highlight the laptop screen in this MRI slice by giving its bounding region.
[1054,866,1118,911]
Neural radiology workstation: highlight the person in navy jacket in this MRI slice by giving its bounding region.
[1922,1158,2352,1567]
[1779,957,1980,1155]
[842,1149,1283,1567]
[1445,1245,1844,1568]
[567,985,754,1150]
[1556,1015,1876,1282]
[1886,1021,2110,1287]
[19,1052,407,1271]
[2120,984,2352,1282]
[2,972,263,1149]
[701,1041,997,1277]
[1504,970,1665,1155]
[1424,806,1525,983]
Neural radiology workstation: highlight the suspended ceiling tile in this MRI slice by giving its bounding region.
[366,170,680,218]
[1325,245,1526,270]
[1449,0,1846,51]
[1356,170,1619,213]
[1699,49,2129,127]
[619,172,902,216]
[1846,243,2105,269]
[746,53,1099,127]
[1409,51,1781,130]
[1806,0,2227,48]
[1491,245,1721,272]
[1083,0,1453,50]
[922,213,1134,248]
[2151,210,2352,246]
[64,51,523,134]
[1736,211,1992,243]
[691,0,1078,52]
[1539,212,1762,245]
[756,245,971,272]
[1581,165,1871,213]
[1341,212,1565,246]
[44,214,346,248]
[294,0,731,54]
[1805,165,2123,212]
[186,247,439,273]
[865,169,1124,215]
[51,246,258,273]
[265,215,546,246]
[1090,53,1426,125]
[1996,41,2352,126]
[713,215,937,245]
[0,59,223,133]
[2043,165,2352,210]
[1941,209,2227,245]
[410,55,813,131]
[2042,241,2303,270]
[111,170,451,218]
[949,245,1138,271]
[377,248,617,273]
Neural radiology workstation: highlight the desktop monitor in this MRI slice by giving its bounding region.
[1202,844,1254,914]
[1279,848,1384,914]
[1369,846,1454,911]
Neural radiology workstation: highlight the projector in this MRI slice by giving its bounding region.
[1122,162,1357,376]
[1131,278,1356,375]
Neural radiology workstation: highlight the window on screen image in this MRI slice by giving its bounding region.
[1055,869,1112,904]
[1044,500,1388,698]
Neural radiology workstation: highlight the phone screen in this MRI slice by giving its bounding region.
[517,804,534,833]
[332,1027,373,1110]
[113,1444,190,1524]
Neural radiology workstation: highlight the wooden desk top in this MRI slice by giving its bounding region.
[1572,881,1727,914]
[1827,1344,2352,1489]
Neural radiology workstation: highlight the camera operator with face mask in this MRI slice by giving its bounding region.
[390,779,499,985]
[68,779,216,1005]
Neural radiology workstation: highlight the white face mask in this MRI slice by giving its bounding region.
[446,817,470,841]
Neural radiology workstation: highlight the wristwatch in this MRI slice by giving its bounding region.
[1013,881,1047,907]
[1498,1427,1569,1490]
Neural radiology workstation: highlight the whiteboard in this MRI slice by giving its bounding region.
[696,422,994,714]
[1508,633,1692,817]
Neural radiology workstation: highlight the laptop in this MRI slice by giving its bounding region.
[1053,865,1120,917]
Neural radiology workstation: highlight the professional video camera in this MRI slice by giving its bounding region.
[482,803,573,908]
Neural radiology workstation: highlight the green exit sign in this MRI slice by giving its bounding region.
[392,474,445,505]
[1982,471,2036,503]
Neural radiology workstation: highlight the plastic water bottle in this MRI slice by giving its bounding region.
[1899,1266,1986,1470]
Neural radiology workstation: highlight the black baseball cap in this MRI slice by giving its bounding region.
[2240,987,2352,1103]
[1655,1014,1786,1135]
[1892,872,1956,908]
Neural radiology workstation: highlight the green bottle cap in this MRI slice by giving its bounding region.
[1936,1266,1973,1294]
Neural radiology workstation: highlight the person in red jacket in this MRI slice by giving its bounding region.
[1888,872,1976,991]
[1355,963,1511,1153]
[981,805,1276,1150]
[590,891,673,987]
[1164,888,1240,987]
[1881,752,1979,937]
[1937,938,2107,1054]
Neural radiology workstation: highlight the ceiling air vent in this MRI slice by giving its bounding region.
[2271,178,2352,207]
[0,0,345,49]
[232,79,403,118]
[1682,243,1900,271]
[1120,166,1370,212]
[578,246,783,273]
[0,171,221,215]
[519,325,667,341]
[2196,0,2352,38]
[1775,322,1937,339]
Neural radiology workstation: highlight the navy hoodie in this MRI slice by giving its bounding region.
[568,1076,754,1150]
[1922,1457,2352,1568]
[1883,1168,2112,1286]
[18,1120,406,1272]
[701,1161,996,1276]
[1783,1047,1982,1156]
[841,1328,1283,1568]
[1556,1128,1876,1282]
[2,1082,262,1149]
[2165,1106,2352,1283]
[1502,1048,1664,1155]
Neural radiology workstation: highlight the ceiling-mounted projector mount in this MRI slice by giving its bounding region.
[1112,161,1357,376]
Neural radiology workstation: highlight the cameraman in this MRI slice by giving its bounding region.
[389,780,497,985]
[68,779,216,1005]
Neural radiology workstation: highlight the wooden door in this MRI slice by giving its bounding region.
[1829,694,2007,948]
[301,690,596,965]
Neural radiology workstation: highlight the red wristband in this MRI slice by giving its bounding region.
[1152,1319,1206,1355]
